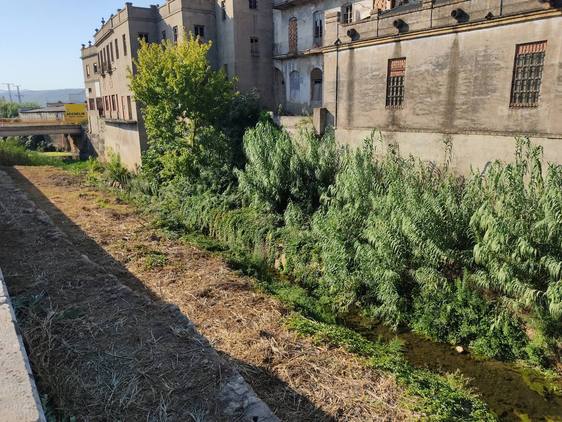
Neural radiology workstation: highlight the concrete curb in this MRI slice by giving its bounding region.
[0,267,46,422]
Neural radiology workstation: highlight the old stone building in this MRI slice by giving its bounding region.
[317,0,562,172]
[81,0,273,169]
[83,0,562,171]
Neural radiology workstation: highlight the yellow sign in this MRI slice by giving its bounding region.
[64,103,87,124]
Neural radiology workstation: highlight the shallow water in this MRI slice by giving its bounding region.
[349,319,562,421]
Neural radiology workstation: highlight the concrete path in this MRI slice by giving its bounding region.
[0,266,46,422]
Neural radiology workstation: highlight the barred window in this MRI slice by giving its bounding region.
[510,41,546,108]
[386,58,405,108]
[289,17,298,53]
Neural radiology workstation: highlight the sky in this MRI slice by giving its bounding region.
[0,0,156,91]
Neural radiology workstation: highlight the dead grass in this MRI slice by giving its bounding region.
[5,165,415,421]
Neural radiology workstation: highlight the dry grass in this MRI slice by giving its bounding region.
[4,165,415,421]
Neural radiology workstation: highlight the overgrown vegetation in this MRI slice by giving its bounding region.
[69,34,562,418]
[0,99,40,118]
[0,138,61,166]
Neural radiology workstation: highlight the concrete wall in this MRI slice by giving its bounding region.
[0,266,46,422]
[103,120,144,170]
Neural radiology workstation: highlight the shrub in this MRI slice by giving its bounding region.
[237,121,339,215]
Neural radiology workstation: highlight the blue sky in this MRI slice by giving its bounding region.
[0,0,155,90]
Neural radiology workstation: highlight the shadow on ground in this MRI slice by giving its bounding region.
[0,166,334,421]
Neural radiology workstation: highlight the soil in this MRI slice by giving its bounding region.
[0,165,411,421]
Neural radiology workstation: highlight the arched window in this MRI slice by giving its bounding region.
[310,68,323,105]
[288,17,298,53]
[313,11,323,45]
[289,70,300,101]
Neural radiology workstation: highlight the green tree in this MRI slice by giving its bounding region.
[0,99,40,118]
[129,35,235,146]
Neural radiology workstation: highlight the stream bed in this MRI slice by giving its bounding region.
[350,320,562,421]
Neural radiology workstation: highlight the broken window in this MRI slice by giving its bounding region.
[341,4,352,24]
[510,41,546,108]
[194,25,205,39]
[250,36,259,57]
[386,58,406,108]
[313,11,323,45]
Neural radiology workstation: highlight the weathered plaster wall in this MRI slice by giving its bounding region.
[320,10,562,173]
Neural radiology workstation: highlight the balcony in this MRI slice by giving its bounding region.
[273,0,314,10]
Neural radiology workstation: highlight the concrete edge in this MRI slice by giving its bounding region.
[0,266,47,422]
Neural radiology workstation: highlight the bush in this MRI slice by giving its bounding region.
[0,138,60,166]
[237,121,339,215]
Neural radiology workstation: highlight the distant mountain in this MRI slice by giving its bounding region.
[0,89,85,106]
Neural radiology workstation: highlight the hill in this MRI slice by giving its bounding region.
[0,89,85,106]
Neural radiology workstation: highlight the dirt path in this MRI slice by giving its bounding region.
[2,165,411,421]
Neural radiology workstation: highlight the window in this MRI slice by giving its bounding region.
[88,87,92,94]
[221,1,227,20]
[288,17,298,53]
[123,34,128,56]
[88,98,95,111]
[386,58,406,108]
[341,4,352,24]
[289,70,300,101]
[313,11,323,45]
[194,25,205,38]
[121,97,125,120]
[510,41,546,108]
[111,95,117,111]
[173,26,179,42]
[110,42,114,62]
[162,30,167,41]
[138,33,149,43]
[115,39,119,59]
[250,37,259,57]
[311,68,323,105]
[127,96,133,120]
[249,0,257,9]
[86,64,91,77]
[93,63,98,74]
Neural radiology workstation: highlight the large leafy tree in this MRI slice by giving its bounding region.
[129,35,235,146]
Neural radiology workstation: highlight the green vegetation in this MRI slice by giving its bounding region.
[63,35,562,418]
[0,138,62,166]
[287,314,494,421]
[0,99,40,118]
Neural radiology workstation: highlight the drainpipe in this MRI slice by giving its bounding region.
[334,19,341,129]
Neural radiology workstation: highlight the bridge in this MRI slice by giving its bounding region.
[0,121,82,137]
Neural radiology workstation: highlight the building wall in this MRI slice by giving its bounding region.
[82,0,275,168]
[320,2,562,172]
[231,0,274,107]
[272,0,370,114]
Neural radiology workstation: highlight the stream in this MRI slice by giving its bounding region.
[350,319,562,421]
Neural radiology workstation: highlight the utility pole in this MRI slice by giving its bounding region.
[15,85,22,104]
[3,83,14,102]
